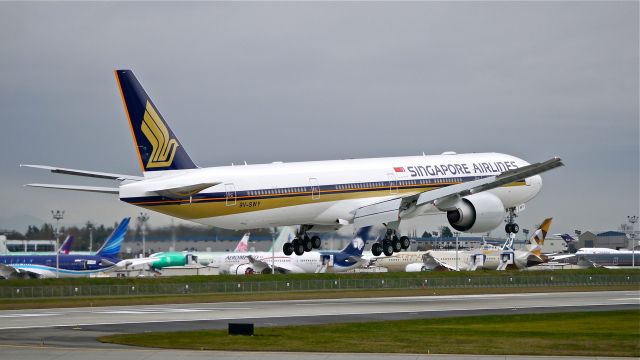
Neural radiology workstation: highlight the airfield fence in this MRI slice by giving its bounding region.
[1,273,638,299]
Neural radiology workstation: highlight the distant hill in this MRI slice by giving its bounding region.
[0,214,46,233]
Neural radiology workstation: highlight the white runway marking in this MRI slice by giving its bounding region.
[0,313,61,318]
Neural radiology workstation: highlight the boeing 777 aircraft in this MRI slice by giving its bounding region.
[23,70,563,258]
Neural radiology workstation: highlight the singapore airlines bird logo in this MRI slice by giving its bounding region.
[141,101,179,168]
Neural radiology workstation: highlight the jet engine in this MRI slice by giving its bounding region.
[229,264,255,275]
[405,263,429,272]
[444,192,504,233]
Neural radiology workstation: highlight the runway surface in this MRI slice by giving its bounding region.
[0,290,637,360]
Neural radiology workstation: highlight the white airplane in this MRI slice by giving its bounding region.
[371,218,553,271]
[22,70,563,258]
[210,227,373,275]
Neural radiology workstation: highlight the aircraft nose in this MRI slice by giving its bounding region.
[528,175,543,194]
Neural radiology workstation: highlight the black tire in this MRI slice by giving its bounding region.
[400,236,410,249]
[371,243,382,256]
[294,242,305,256]
[283,243,293,256]
[505,224,512,234]
[392,238,402,252]
[303,236,313,252]
[383,243,394,256]
[511,224,520,234]
[311,236,321,249]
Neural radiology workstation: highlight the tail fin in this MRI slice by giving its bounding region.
[58,235,74,254]
[527,218,553,256]
[114,70,197,173]
[234,233,250,252]
[341,226,373,256]
[558,233,576,243]
[96,218,130,258]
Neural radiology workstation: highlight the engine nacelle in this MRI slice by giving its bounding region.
[445,192,504,233]
[229,264,255,275]
[405,263,429,272]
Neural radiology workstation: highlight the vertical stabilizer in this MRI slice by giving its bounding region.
[341,226,373,256]
[527,218,553,256]
[96,218,130,258]
[58,235,74,254]
[114,70,197,173]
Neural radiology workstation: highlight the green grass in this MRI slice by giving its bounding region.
[100,310,640,357]
[0,268,633,287]
[1,284,634,310]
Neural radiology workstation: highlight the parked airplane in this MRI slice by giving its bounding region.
[0,235,74,255]
[22,70,563,258]
[0,218,129,279]
[118,227,296,271]
[212,227,373,275]
[371,218,553,271]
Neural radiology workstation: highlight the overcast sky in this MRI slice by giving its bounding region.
[0,2,637,236]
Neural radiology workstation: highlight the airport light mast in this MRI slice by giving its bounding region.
[86,221,94,254]
[137,212,150,257]
[628,215,638,268]
[454,231,459,271]
[51,210,64,278]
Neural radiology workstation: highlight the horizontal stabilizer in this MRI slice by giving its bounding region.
[21,164,143,181]
[150,182,221,199]
[26,184,119,194]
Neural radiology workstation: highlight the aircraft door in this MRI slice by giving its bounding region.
[186,254,198,265]
[387,173,398,195]
[321,254,334,267]
[225,183,236,206]
[309,178,320,200]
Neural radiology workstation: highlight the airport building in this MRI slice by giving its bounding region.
[577,231,630,250]
[0,236,57,252]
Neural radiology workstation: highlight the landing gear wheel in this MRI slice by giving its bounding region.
[400,236,410,250]
[311,236,321,249]
[371,243,382,256]
[505,223,520,234]
[283,243,293,256]
[303,236,313,252]
[382,242,394,256]
[293,241,305,256]
[392,237,402,252]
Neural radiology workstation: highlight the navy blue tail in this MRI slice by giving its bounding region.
[96,218,130,258]
[340,226,373,256]
[115,70,197,172]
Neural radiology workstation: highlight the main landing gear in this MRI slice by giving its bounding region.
[282,225,321,256]
[371,229,410,257]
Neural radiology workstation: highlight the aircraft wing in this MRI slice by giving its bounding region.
[246,255,296,274]
[549,254,575,261]
[115,257,157,269]
[353,157,563,228]
[423,252,458,271]
[21,164,143,181]
[0,264,42,279]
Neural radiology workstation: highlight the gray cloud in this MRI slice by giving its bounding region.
[0,2,637,234]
